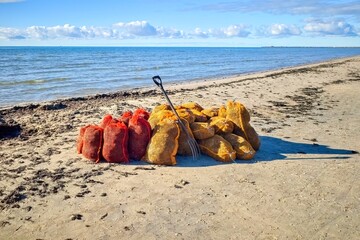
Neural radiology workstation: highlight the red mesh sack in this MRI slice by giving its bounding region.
[99,114,116,129]
[119,111,133,126]
[76,125,89,154]
[128,114,152,160]
[102,121,129,163]
[81,125,104,163]
[133,108,150,120]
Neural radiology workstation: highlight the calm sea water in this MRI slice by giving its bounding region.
[1,47,360,108]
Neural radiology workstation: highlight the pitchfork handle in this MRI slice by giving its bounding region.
[152,75,188,132]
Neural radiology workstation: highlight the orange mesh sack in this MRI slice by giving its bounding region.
[143,119,180,165]
[221,133,255,160]
[190,122,215,140]
[76,125,89,154]
[102,122,129,163]
[198,135,236,163]
[133,108,150,120]
[81,125,104,163]
[177,118,195,156]
[226,101,261,151]
[208,116,234,134]
[128,114,152,160]
[99,114,115,129]
[118,111,133,126]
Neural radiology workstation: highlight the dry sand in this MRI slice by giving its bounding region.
[0,56,359,240]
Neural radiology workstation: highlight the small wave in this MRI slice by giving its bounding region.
[0,77,69,86]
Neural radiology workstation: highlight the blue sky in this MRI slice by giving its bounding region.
[0,0,359,46]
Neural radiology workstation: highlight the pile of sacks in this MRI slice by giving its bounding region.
[76,108,151,163]
[76,100,260,165]
[146,100,260,165]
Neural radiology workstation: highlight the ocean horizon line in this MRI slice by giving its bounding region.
[1,45,360,48]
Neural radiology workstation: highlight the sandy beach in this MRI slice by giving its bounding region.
[1,56,359,239]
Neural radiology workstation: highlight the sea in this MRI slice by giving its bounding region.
[1,46,360,108]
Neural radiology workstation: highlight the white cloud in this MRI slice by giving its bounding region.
[0,21,254,41]
[222,24,250,37]
[157,27,185,38]
[304,19,358,36]
[26,24,91,39]
[191,24,251,38]
[113,21,157,36]
[192,28,209,38]
[1,19,358,42]
[267,24,302,36]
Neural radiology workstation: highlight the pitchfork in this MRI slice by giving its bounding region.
[152,75,201,160]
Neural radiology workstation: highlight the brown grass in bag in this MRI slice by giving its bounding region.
[218,105,227,118]
[226,101,261,151]
[208,116,234,134]
[201,108,219,118]
[143,119,180,165]
[177,118,195,156]
[221,133,255,160]
[178,102,204,112]
[148,110,176,129]
[188,108,208,122]
[190,122,215,140]
[176,108,196,124]
[152,104,171,114]
[198,135,236,163]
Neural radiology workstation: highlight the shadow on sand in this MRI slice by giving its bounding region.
[174,136,358,167]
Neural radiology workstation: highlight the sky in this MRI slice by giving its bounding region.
[0,0,359,47]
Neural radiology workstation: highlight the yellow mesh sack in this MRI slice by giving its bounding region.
[177,118,195,156]
[208,116,234,134]
[201,108,219,118]
[190,122,215,140]
[152,104,170,114]
[142,118,180,165]
[198,135,236,162]
[148,110,175,129]
[218,105,227,118]
[225,101,261,151]
[188,108,208,122]
[179,102,204,112]
[176,108,196,124]
[221,133,255,160]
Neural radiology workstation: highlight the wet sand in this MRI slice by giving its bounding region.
[0,56,360,239]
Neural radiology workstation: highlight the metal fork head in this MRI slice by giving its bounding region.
[177,120,201,160]
[187,137,201,160]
